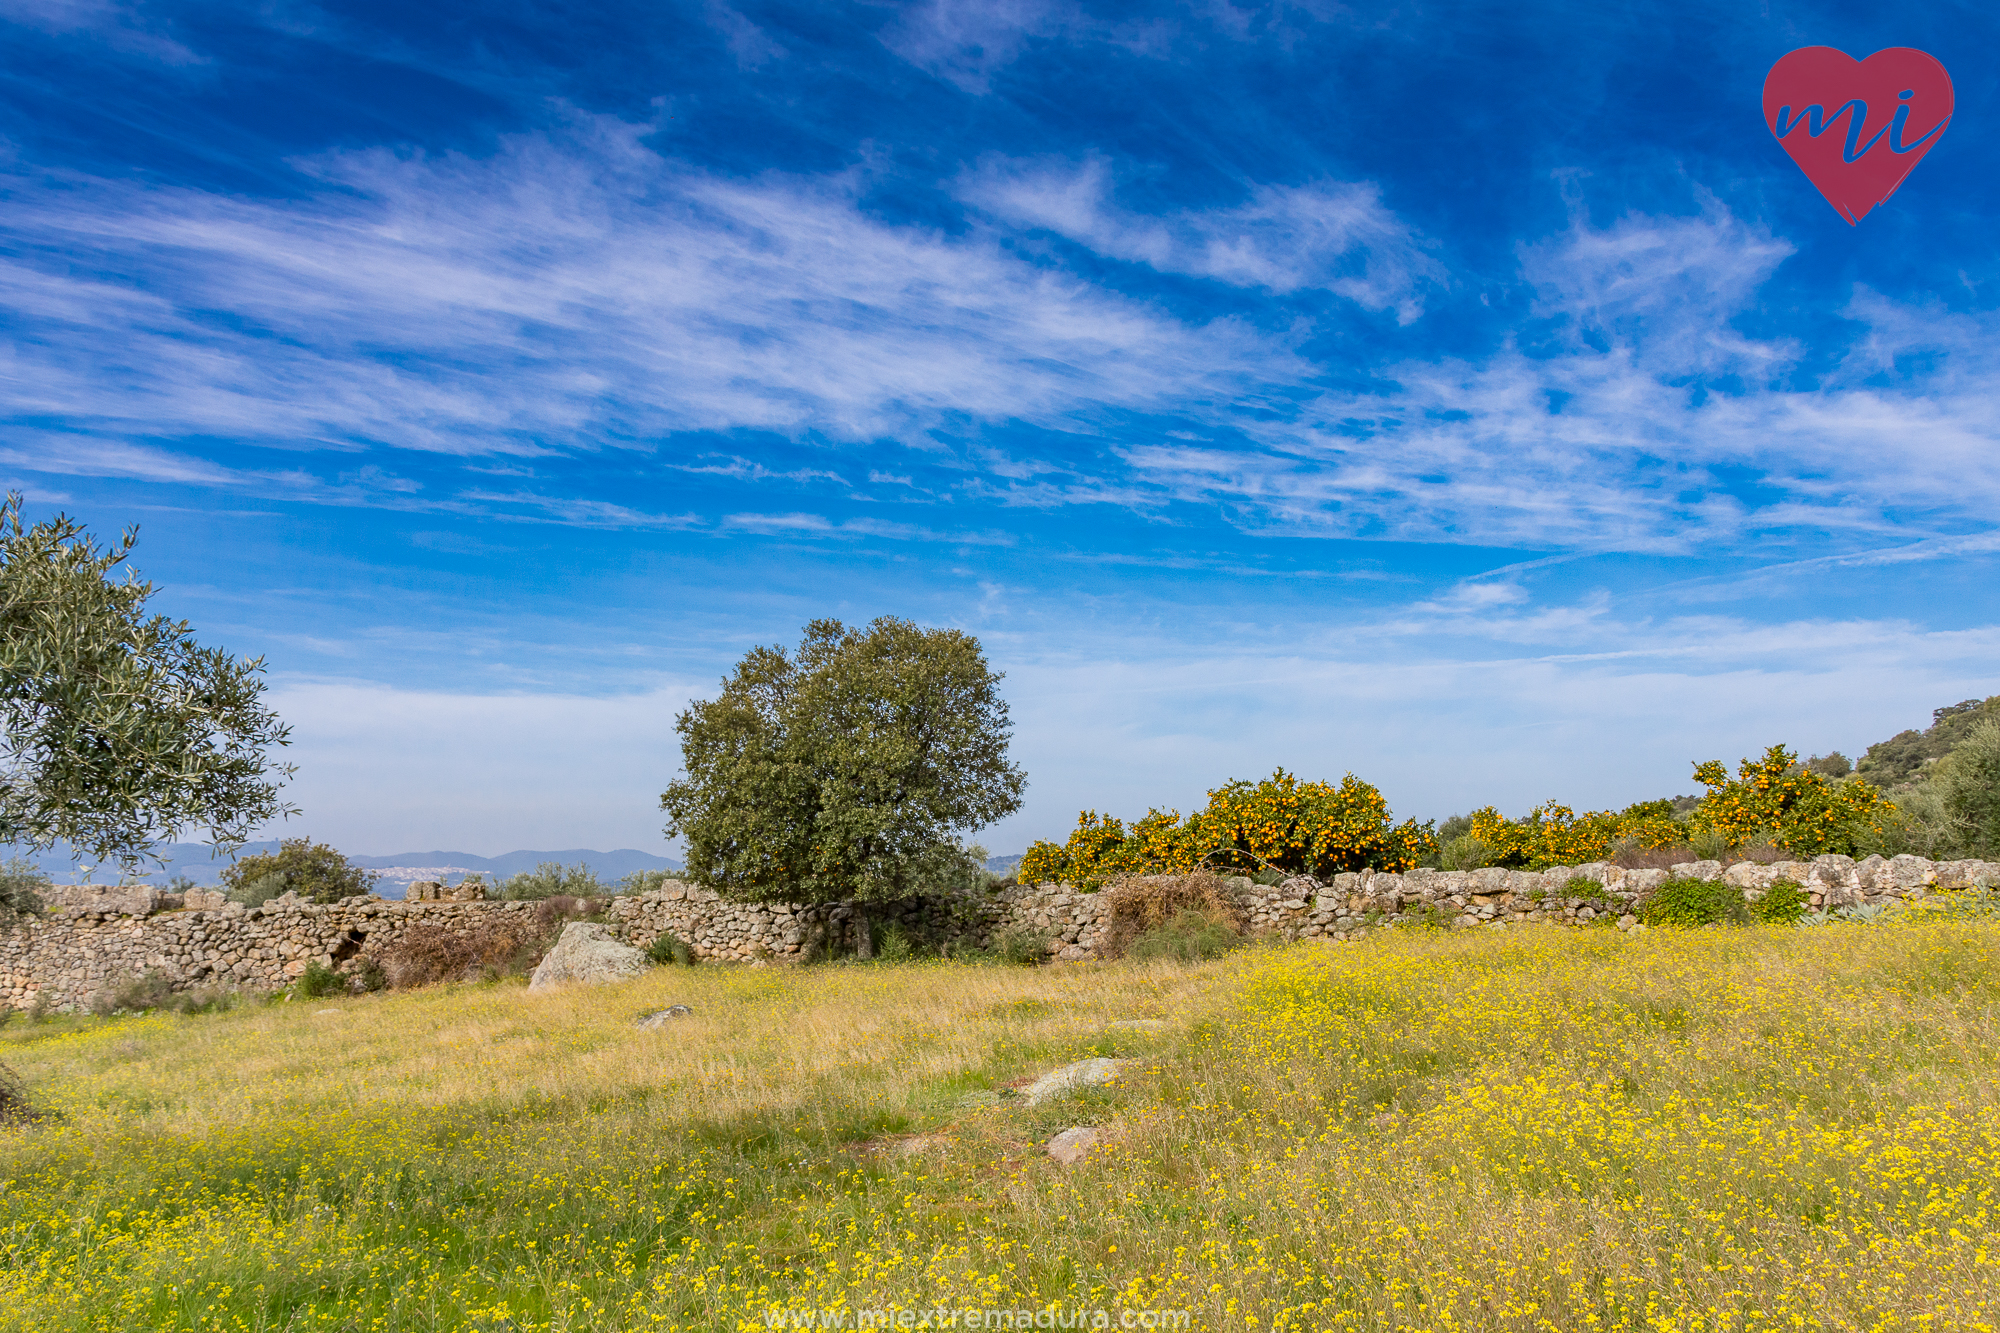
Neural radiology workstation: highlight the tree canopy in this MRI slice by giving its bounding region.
[1020,769,1436,889]
[0,496,296,866]
[222,838,376,905]
[661,617,1025,921]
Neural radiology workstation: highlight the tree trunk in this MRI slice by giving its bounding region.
[852,906,873,959]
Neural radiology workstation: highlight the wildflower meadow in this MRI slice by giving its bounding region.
[2,916,1996,1331]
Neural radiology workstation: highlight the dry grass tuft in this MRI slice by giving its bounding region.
[1099,872,1245,958]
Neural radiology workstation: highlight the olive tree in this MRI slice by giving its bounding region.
[0,495,295,867]
[661,617,1025,957]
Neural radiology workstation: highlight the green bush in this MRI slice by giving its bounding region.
[1564,876,1614,906]
[1126,909,1240,963]
[98,969,179,1013]
[990,926,1051,966]
[167,985,249,1015]
[1753,879,1810,924]
[620,869,679,895]
[228,871,288,907]
[500,862,606,901]
[1687,828,1731,861]
[223,838,377,905]
[1438,835,1493,871]
[645,932,694,966]
[0,857,50,919]
[1396,901,1452,931]
[295,961,341,999]
[1638,877,1749,928]
[0,1061,39,1125]
[875,922,915,962]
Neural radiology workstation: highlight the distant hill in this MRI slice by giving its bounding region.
[2,841,679,889]
[1858,696,2000,787]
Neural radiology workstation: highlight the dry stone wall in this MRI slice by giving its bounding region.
[6,853,1997,1008]
[1,897,540,1012]
[1222,851,2000,941]
[605,883,994,963]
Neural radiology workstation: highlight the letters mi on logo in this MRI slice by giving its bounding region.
[1763,47,1953,225]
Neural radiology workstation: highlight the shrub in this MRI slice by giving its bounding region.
[228,871,288,907]
[1753,879,1810,924]
[620,869,678,895]
[531,895,602,934]
[295,961,341,999]
[1100,872,1247,959]
[350,957,387,992]
[1927,718,2000,859]
[378,922,531,989]
[1638,877,1749,928]
[990,926,1051,965]
[1564,876,1614,906]
[1395,901,1452,931]
[1438,834,1493,870]
[1688,827,1732,861]
[0,1061,39,1125]
[645,932,694,966]
[1020,769,1435,889]
[500,862,605,901]
[0,856,49,919]
[222,838,377,905]
[1126,909,1239,963]
[169,985,243,1014]
[96,969,178,1014]
[875,922,914,962]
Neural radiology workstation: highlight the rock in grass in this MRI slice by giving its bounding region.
[636,1005,693,1028]
[1024,1057,1127,1106]
[1047,1126,1103,1164]
[528,923,647,991]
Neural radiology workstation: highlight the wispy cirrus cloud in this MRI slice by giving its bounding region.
[0,114,1301,464]
[958,154,1447,319]
[4,110,1998,556]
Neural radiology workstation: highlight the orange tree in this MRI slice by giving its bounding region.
[1018,769,1434,889]
[1689,744,1893,856]
[1468,798,1687,870]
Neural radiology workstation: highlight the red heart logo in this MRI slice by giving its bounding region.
[1763,46,1953,225]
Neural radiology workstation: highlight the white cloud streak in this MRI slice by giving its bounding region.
[958,154,1447,319]
[2,117,1997,554]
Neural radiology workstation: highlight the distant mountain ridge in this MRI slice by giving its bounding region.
[3,841,680,886]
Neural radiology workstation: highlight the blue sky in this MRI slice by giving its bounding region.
[4,0,1998,859]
